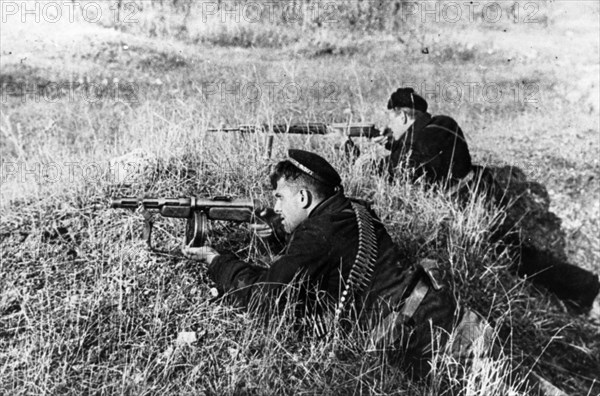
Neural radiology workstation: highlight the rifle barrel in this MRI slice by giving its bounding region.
[110,197,140,208]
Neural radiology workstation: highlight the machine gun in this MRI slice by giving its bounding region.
[111,196,265,248]
[207,123,383,158]
[207,122,382,138]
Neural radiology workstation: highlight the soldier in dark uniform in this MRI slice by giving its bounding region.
[183,149,462,378]
[382,88,472,185]
[380,88,600,313]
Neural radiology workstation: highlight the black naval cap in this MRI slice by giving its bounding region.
[387,87,428,113]
[288,149,342,188]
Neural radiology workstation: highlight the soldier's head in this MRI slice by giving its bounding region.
[270,150,341,233]
[387,88,428,139]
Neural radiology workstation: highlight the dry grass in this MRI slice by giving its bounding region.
[1,1,599,395]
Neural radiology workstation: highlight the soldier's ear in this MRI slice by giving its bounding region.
[299,189,312,209]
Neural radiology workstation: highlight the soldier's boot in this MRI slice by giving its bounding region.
[519,247,600,313]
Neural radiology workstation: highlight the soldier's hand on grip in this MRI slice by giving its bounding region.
[182,242,220,264]
[251,208,281,239]
[249,223,273,239]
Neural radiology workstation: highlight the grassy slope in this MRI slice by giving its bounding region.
[1,2,599,395]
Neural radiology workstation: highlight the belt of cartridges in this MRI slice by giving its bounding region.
[334,202,378,319]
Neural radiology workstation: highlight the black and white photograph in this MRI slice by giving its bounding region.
[1,1,599,394]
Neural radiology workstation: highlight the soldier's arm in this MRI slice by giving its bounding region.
[252,209,287,249]
[207,223,331,305]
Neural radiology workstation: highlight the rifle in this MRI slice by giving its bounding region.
[111,196,264,248]
[207,123,382,159]
[207,123,382,138]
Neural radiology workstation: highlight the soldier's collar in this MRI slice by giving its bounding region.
[412,112,432,131]
[308,191,347,218]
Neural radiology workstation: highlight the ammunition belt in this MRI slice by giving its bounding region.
[334,202,378,319]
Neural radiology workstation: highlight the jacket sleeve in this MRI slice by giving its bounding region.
[207,222,332,305]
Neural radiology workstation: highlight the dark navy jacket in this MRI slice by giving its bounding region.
[208,192,409,314]
[386,113,472,183]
